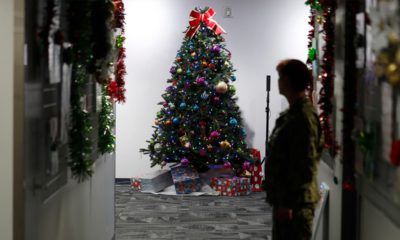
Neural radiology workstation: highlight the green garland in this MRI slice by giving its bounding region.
[98,85,116,154]
[68,0,94,181]
[69,65,94,182]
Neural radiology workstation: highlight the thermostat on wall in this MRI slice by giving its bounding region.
[224,7,232,18]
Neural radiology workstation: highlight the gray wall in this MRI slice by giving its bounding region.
[0,0,14,239]
[35,155,115,240]
[360,198,400,240]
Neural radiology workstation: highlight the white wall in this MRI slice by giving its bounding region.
[0,0,14,239]
[360,198,400,240]
[35,155,115,240]
[117,0,310,178]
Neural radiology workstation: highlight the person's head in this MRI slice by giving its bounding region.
[276,59,312,96]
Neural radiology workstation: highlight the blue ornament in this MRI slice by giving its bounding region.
[229,118,238,126]
[167,111,172,115]
[201,91,209,100]
[179,102,187,109]
[241,128,247,137]
[186,69,191,75]
[173,117,180,124]
[231,76,237,81]
[192,104,199,111]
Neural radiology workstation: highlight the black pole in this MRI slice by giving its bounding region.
[262,75,271,164]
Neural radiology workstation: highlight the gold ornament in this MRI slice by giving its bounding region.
[215,81,228,94]
[220,140,231,149]
[179,135,189,144]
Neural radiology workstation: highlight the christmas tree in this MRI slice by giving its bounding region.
[141,7,253,175]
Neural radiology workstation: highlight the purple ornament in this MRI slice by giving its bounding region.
[166,86,173,91]
[181,158,189,166]
[199,148,207,157]
[224,162,232,169]
[209,131,220,140]
[211,45,221,53]
[170,66,177,74]
[243,161,251,170]
[196,76,205,85]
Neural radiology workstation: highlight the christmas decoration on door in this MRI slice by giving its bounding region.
[140,7,253,175]
[305,0,339,156]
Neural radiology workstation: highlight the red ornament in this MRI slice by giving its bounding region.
[343,181,355,192]
[390,140,400,167]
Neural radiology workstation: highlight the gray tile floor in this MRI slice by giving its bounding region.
[116,185,272,240]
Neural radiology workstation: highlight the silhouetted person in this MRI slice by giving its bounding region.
[265,59,323,240]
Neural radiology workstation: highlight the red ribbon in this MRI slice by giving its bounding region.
[186,8,226,38]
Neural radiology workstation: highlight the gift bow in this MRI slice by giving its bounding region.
[186,8,226,38]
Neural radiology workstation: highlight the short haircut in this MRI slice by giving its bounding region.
[276,59,312,92]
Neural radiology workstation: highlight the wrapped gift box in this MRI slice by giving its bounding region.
[130,178,142,191]
[250,148,264,192]
[210,177,251,196]
[170,164,202,194]
[140,169,173,192]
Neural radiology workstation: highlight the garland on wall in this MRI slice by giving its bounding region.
[108,0,127,103]
[68,0,95,181]
[91,0,117,155]
[67,0,125,181]
[306,0,339,156]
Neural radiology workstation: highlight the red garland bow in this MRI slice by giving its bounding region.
[186,8,226,38]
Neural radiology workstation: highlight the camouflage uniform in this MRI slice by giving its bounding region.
[265,97,323,240]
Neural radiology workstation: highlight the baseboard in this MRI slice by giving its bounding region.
[115,178,131,185]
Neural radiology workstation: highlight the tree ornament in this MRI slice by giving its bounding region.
[208,63,216,69]
[229,85,236,93]
[179,102,187,109]
[229,118,238,126]
[211,44,221,54]
[165,120,172,125]
[181,157,189,166]
[173,117,180,124]
[212,96,220,104]
[231,76,236,81]
[177,68,183,74]
[224,162,232,169]
[209,131,220,140]
[201,91,209,100]
[220,140,231,149]
[202,61,208,67]
[184,142,191,148]
[163,102,168,107]
[242,161,251,170]
[170,66,177,74]
[191,52,196,57]
[215,81,228,93]
[179,135,189,144]
[196,76,205,85]
[207,144,213,151]
[157,111,163,118]
[192,104,199,111]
